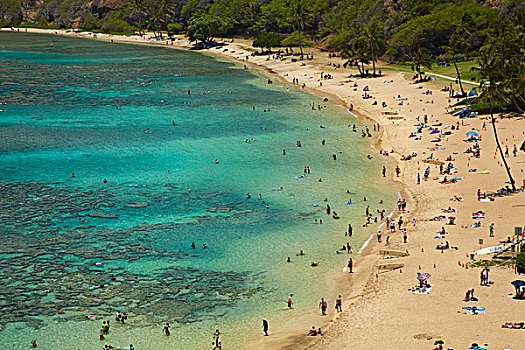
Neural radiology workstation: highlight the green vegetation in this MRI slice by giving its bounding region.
[0,0,21,27]
[187,15,226,44]
[253,32,282,52]
[3,0,524,110]
[517,253,525,274]
[469,260,499,267]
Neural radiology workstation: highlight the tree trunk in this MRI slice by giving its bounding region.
[356,61,363,76]
[452,55,464,95]
[361,61,365,76]
[511,95,524,113]
[371,42,376,76]
[490,98,516,191]
[298,29,304,60]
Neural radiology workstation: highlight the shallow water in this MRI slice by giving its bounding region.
[0,32,396,349]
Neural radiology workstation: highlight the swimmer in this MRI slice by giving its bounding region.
[246,192,251,198]
[203,244,207,249]
[215,159,219,164]
[287,257,291,263]
[191,242,195,249]
[103,178,108,183]
[71,173,75,178]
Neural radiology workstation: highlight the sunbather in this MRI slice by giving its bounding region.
[307,326,318,336]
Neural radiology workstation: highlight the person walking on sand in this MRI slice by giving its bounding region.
[335,295,342,312]
[403,229,407,243]
[377,230,382,243]
[287,294,294,309]
[480,267,489,286]
[319,298,328,315]
[395,166,401,177]
[347,257,353,273]
[489,223,494,237]
[382,166,386,177]
[262,319,269,336]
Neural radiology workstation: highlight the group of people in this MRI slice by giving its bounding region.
[97,313,133,350]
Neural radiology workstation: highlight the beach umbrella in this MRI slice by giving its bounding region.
[430,130,440,134]
[520,141,525,152]
[417,272,431,281]
[434,339,445,345]
[511,280,525,287]
[466,131,479,136]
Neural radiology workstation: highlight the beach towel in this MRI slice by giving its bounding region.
[412,285,433,294]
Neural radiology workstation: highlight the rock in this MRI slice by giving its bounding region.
[86,212,118,219]
[125,202,149,208]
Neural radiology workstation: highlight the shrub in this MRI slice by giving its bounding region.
[168,23,183,34]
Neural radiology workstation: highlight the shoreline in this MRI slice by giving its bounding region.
[4,28,524,350]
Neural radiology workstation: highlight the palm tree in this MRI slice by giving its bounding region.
[157,0,176,34]
[484,22,525,113]
[442,33,468,95]
[342,35,369,76]
[125,0,147,35]
[289,1,308,60]
[365,24,386,76]
[411,47,432,81]
[472,49,516,191]
[506,57,525,113]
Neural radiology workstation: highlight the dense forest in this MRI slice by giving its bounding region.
[2,0,524,109]
[1,1,523,57]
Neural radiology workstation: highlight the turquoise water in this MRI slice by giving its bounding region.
[0,32,395,349]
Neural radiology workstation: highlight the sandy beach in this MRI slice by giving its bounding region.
[5,27,525,350]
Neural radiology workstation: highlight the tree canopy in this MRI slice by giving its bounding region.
[187,15,226,44]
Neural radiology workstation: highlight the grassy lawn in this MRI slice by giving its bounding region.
[381,60,480,82]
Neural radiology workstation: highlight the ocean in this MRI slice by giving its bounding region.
[0,32,396,349]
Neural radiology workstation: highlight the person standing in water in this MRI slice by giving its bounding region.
[163,323,171,336]
[287,294,294,309]
[262,319,269,336]
[335,295,342,312]
[319,298,328,315]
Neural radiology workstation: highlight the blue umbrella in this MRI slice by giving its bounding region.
[511,280,525,287]
[466,131,479,136]
[430,130,440,134]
